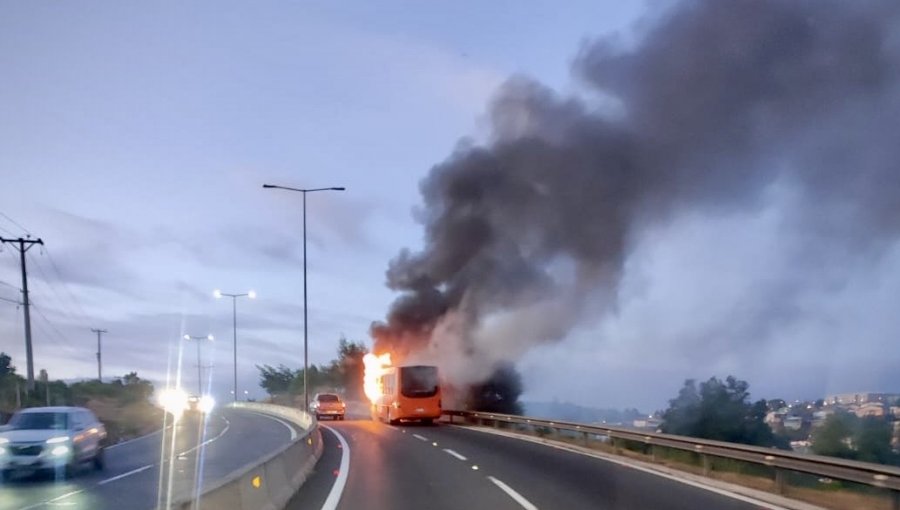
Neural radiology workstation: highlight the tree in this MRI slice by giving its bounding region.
[661,376,786,448]
[855,416,895,465]
[465,363,523,415]
[0,352,14,377]
[334,337,367,399]
[257,365,296,396]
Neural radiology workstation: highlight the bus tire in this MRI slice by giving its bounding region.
[422,418,434,426]
[387,409,399,426]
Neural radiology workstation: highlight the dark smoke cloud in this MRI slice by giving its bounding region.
[372,0,900,391]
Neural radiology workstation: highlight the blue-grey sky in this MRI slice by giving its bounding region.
[2,1,898,411]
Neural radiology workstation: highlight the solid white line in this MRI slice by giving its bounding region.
[412,433,428,441]
[487,476,539,510]
[320,426,350,510]
[458,426,791,510]
[442,448,468,461]
[177,415,230,457]
[106,426,167,450]
[252,411,298,441]
[98,464,154,485]
[17,489,85,510]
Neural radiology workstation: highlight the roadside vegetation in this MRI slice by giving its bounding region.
[0,352,162,444]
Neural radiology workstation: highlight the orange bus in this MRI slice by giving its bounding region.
[374,365,441,425]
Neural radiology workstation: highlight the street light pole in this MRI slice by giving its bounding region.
[214,290,256,403]
[262,184,345,410]
[183,334,214,396]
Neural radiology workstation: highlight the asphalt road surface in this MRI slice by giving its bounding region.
[288,414,787,510]
[1,407,300,510]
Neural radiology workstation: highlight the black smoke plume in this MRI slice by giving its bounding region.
[371,0,900,405]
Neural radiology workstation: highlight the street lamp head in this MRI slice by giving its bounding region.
[207,334,215,341]
[331,187,346,191]
[247,290,257,299]
[262,184,276,188]
[183,334,191,340]
[213,289,222,299]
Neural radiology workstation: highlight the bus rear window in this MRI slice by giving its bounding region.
[400,366,438,398]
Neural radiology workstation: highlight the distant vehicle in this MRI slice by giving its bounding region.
[309,393,346,420]
[186,395,216,415]
[0,406,107,479]
[373,365,441,425]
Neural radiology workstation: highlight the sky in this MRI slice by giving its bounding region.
[1,1,898,412]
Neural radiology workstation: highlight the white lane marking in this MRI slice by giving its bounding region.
[488,476,539,510]
[176,415,230,457]
[17,489,85,510]
[443,448,467,461]
[97,464,154,485]
[252,411,298,441]
[458,426,791,510]
[106,425,168,450]
[412,433,428,441]
[320,426,351,510]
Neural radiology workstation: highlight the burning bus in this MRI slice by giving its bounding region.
[364,353,441,425]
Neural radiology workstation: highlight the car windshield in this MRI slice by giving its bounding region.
[9,412,68,431]
[317,394,340,403]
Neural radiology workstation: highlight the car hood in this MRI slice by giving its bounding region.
[0,429,67,443]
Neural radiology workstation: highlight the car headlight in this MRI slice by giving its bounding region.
[50,445,70,457]
[198,395,216,413]
[158,387,189,417]
[0,438,8,445]
[46,436,70,444]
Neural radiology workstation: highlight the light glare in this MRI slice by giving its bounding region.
[213,289,222,299]
[248,290,257,299]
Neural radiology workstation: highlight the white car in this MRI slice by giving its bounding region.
[0,406,107,479]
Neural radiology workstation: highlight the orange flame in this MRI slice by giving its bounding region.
[363,352,392,404]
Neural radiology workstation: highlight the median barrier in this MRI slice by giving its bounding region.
[169,402,323,510]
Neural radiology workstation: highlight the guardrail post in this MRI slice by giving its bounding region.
[448,414,453,424]
[582,431,589,447]
[650,445,658,462]
[701,454,711,476]
[493,419,500,429]
[613,437,622,454]
[774,468,786,495]
[891,489,899,510]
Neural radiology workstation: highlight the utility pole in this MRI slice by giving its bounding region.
[92,328,107,382]
[1,236,44,392]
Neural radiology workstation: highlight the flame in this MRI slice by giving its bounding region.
[363,352,392,404]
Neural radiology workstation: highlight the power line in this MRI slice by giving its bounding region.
[27,252,87,327]
[0,212,31,236]
[0,279,18,289]
[43,247,91,321]
[0,295,22,306]
[0,224,15,237]
[30,301,77,351]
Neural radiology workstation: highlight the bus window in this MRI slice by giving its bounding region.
[400,366,438,398]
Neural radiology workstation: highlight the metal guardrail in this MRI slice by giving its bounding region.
[444,409,900,506]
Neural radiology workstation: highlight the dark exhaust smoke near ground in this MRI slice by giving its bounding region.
[371,0,900,400]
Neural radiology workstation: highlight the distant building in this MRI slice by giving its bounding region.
[784,416,804,431]
[855,403,886,418]
[632,418,662,429]
[812,409,834,427]
[826,393,900,406]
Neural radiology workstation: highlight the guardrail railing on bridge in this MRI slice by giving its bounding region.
[444,410,900,509]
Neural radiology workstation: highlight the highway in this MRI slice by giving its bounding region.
[0,408,300,510]
[289,414,787,510]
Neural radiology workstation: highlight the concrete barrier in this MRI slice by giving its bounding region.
[170,402,323,510]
